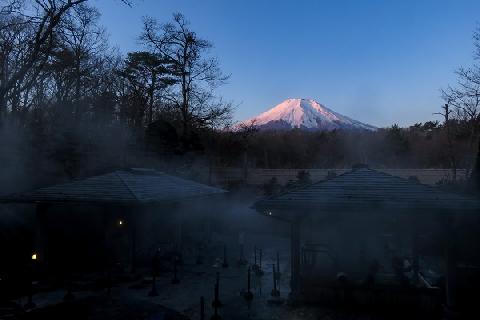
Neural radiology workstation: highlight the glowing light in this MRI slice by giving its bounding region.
[268,211,272,216]
[118,219,124,226]
[31,253,37,260]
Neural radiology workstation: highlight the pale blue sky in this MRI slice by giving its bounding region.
[93,0,480,127]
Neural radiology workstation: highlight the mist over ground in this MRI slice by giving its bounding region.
[1,1,480,320]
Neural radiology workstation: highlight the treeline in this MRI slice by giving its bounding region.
[0,1,231,191]
[211,122,472,170]
[0,1,479,193]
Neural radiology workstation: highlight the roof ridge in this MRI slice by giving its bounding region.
[348,168,465,197]
[0,170,226,205]
[167,172,220,189]
[253,167,480,214]
[371,168,448,192]
[257,167,474,202]
[374,168,480,199]
[115,171,140,201]
[258,168,354,202]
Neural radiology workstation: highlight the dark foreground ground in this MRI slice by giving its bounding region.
[3,232,440,320]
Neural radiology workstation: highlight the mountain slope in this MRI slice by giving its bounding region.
[238,98,376,131]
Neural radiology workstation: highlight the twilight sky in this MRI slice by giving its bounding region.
[93,0,480,127]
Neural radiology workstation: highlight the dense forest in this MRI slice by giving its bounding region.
[0,1,479,193]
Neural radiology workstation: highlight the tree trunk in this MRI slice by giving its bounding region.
[74,55,81,119]
[148,71,156,125]
[0,93,6,122]
[0,53,7,122]
[472,138,480,192]
[264,149,269,168]
[242,149,248,181]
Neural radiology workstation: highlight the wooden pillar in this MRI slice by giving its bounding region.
[34,204,49,264]
[444,213,457,311]
[101,209,111,270]
[412,223,420,286]
[176,217,183,254]
[290,219,301,296]
[175,209,184,260]
[204,219,212,244]
[127,207,138,273]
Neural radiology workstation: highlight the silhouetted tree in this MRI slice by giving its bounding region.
[0,0,88,121]
[263,177,281,196]
[435,103,457,180]
[442,25,480,189]
[296,170,312,185]
[141,13,231,142]
[119,51,176,125]
[145,119,180,155]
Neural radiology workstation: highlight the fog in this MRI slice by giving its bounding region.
[1,1,480,319]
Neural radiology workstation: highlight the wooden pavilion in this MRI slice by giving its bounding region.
[0,168,226,273]
[254,166,480,313]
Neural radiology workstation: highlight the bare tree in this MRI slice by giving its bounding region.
[0,0,133,121]
[58,3,107,118]
[119,51,176,125]
[435,103,457,181]
[0,0,89,120]
[236,119,258,180]
[442,25,480,186]
[141,13,231,140]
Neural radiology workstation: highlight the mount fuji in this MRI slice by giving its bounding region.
[237,98,376,131]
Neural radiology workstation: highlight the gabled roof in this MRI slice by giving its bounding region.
[0,168,226,205]
[254,168,480,218]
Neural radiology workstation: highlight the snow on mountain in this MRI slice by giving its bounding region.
[237,98,376,131]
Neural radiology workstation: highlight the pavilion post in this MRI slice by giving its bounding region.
[34,204,49,264]
[444,213,457,311]
[175,209,184,262]
[290,219,301,297]
[101,209,113,293]
[411,223,420,286]
[102,209,108,251]
[128,208,138,273]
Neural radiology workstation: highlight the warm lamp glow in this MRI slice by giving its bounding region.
[31,253,37,260]
[118,219,124,226]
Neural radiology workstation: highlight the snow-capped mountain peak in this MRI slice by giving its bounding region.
[238,98,376,131]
